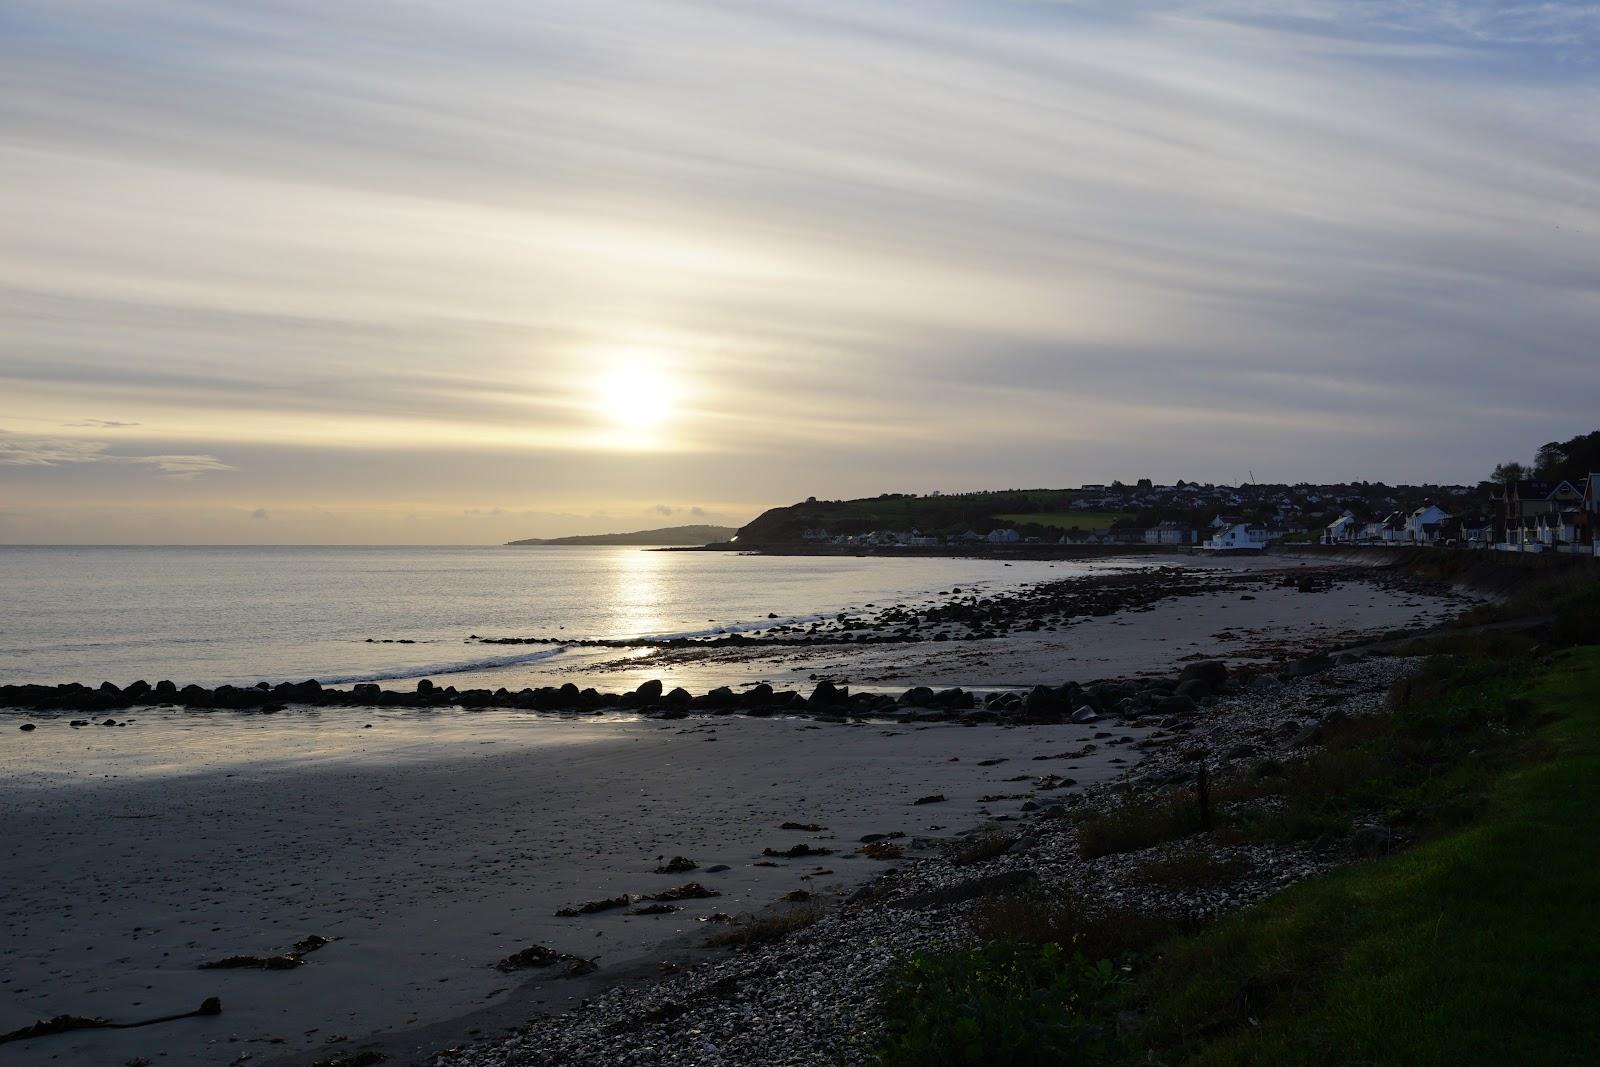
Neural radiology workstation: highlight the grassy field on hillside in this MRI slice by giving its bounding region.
[1132,644,1600,1065]
[993,511,1133,530]
[878,634,1600,1066]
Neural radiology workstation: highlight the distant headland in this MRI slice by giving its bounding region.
[505,524,736,546]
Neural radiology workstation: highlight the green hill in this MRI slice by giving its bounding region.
[734,490,1088,544]
[506,524,736,546]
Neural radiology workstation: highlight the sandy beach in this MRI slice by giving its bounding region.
[0,706,1148,1066]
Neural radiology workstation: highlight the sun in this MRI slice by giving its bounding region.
[592,354,678,433]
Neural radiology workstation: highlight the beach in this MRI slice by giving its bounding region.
[2,707,1148,1066]
[0,551,1472,1065]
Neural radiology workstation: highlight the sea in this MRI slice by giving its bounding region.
[0,545,1134,689]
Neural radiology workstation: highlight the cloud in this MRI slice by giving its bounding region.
[0,430,234,478]
[690,506,707,517]
[653,504,677,516]
[251,507,269,519]
[66,419,141,428]
[0,0,1596,538]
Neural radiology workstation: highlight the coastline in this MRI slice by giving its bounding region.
[0,554,1483,1065]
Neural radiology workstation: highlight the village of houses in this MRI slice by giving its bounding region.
[795,476,1600,556]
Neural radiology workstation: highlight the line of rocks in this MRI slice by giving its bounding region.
[0,661,1228,729]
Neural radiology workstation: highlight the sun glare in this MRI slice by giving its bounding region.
[591,353,678,441]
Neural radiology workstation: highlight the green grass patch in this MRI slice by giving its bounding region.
[1133,646,1600,1065]
[878,942,1125,1067]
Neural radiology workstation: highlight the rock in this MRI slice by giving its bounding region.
[653,856,698,874]
[1155,695,1197,716]
[899,686,935,706]
[18,723,36,732]
[1174,678,1211,700]
[1019,685,1062,720]
[703,864,731,873]
[1178,660,1229,689]
[1070,706,1101,724]
[1279,654,1332,680]
[808,680,845,707]
[780,821,825,832]
[635,679,664,703]
[663,687,692,709]
[1351,824,1393,857]
[912,794,947,805]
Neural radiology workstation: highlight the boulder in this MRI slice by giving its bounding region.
[1070,706,1101,724]
[1155,694,1198,716]
[1019,685,1063,720]
[808,680,846,707]
[635,679,664,704]
[1178,660,1229,689]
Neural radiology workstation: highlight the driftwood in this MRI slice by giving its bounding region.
[0,997,222,1045]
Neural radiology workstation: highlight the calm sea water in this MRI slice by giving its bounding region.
[0,546,1124,688]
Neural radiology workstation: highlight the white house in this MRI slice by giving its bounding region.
[1324,512,1358,545]
[986,528,1021,544]
[1203,523,1267,551]
[1405,504,1451,544]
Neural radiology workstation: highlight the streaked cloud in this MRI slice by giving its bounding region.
[0,429,235,479]
[0,0,1596,541]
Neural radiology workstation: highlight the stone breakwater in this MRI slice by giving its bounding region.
[1,659,1230,727]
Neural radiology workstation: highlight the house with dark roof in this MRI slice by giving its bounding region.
[1492,479,1584,548]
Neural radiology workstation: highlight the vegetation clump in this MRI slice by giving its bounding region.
[878,942,1124,1067]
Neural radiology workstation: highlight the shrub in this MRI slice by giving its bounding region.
[878,942,1124,1067]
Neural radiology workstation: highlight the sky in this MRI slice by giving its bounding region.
[1,0,1598,544]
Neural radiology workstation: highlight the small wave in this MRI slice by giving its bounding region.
[296,646,571,686]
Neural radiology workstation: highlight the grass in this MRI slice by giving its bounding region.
[878,942,1124,1067]
[704,902,825,949]
[876,627,1600,1066]
[993,511,1133,530]
[972,890,1194,964]
[1133,645,1600,1065]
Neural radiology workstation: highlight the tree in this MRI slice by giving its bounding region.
[1491,461,1526,486]
[1534,442,1568,479]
